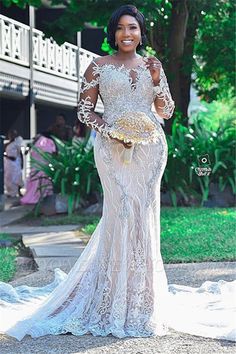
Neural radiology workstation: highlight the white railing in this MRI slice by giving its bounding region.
[0,15,29,66]
[78,47,98,77]
[0,14,98,81]
[33,29,78,80]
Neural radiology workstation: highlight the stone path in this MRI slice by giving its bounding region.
[23,230,88,272]
[0,329,235,354]
[0,203,33,227]
[0,203,235,353]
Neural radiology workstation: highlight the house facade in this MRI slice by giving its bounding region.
[0,12,104,140]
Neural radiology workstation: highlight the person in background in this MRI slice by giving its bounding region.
[72,120,97,152]
[4,129,23,198]
[72,120,86,144]
[48,114,73,142]
[20,131,56,205]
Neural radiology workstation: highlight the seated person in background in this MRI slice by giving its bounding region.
[72,120,86,144]
[48,114,73,142]
[20,131,56,205]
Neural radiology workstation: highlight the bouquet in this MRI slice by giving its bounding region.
[109,112,159,164]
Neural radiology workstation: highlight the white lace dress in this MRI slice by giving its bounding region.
[0,59,235,342]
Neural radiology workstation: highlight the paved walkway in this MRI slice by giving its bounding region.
[0,198,33,227]
[23,229,88,272]
[0,202,235,353]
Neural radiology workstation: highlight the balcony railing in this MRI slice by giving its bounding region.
[0,14,98,80]
[0,15,29,66]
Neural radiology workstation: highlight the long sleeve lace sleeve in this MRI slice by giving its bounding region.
[77,60,110,137]
[153,66,175,119]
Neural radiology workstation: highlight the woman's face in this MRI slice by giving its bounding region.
[115,15,141,53]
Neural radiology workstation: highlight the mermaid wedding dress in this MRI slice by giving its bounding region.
[0,58,235,342]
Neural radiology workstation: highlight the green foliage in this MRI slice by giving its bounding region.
[0,248,17,281]
[142,46,157,57]
[189,98,236,132]
[163,106,236,206]
[41,214,100,226]
[194,0,235,101]
[0,234,19,282]
[1,0,42,8]
[81,219,100,235]
[101,37,114,55]
[31,137,102,215]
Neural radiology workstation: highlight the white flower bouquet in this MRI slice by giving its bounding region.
[108,112,159,164]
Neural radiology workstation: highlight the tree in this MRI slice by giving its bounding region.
[2,0,235,134]
[193,0,235,102]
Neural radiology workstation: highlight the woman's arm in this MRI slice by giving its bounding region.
[77,60,132,149]
[77,60,110,137]
[144,56,175,120]
[153,66,175,120]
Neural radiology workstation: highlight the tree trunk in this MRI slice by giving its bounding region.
[149,0,205,135]
[180,4,200,119]
[164,0,189,135]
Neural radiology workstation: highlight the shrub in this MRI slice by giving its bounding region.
[31,138,102,215]
[163,108,236,206]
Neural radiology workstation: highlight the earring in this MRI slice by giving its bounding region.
[140,40,142,45]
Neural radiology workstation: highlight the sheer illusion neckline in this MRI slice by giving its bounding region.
[92,60,148,91]
[92,59,146,72]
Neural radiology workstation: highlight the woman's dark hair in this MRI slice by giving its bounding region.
[107,5,147,51]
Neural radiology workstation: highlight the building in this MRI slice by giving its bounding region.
[0,6,104,140]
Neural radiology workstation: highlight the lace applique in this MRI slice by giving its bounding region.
[100,135,130,220]
[130,239,146,273]
[77,61,111,138]
[77,97,110,137]
[80,76,99,93]
[153,67,175,119]
[146,139,167,209]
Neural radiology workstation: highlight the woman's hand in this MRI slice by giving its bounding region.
[109,135,133,149]
[143,56,162,85]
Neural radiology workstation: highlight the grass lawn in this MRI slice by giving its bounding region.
[160,207,236,263]
[21,207,236,264]
[42,214,100,227]
[0,233,20,282]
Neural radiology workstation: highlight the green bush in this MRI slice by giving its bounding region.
[163,107,236,206]
[189,98,236,131]
[31,138,102,215]
[32,103,235,212]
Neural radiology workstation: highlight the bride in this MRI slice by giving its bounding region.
[0,4,235,343]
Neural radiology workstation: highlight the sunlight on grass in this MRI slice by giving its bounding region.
[0,248,17,282]
[160,207,236,263]
[0,232,21,282]
[19,207,236,264]
[0,233,19,282]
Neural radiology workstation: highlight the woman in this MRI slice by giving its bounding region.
[20,131,57,205]
[4,129,23,197]
[0,5,235,342]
